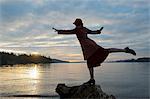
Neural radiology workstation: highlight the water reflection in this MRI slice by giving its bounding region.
[0,64,42,96]
[0,63,149,98]
[28,65,39,79]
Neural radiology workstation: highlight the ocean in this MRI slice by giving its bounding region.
[0,62,149,99]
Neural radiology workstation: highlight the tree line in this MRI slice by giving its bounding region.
[0,52,52,65]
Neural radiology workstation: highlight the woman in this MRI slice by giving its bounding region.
[53,18,136,85]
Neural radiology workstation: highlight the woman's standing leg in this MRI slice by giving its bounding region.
[89,67,94,80]
[85,64,95,85]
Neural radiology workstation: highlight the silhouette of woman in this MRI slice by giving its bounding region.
[53,18,136,85]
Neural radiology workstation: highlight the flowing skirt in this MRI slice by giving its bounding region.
[87,46,109,68]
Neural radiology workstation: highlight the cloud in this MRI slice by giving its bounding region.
[0,0,149,61]
[0,0,33,22]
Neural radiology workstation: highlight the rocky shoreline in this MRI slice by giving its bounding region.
[56,83,116,99]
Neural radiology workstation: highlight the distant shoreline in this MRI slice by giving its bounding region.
[0,52,69,66]
[108,57,150,63]
[0,51,149,66]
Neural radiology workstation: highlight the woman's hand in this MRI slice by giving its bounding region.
[52,27,59,32]
[97,27,104,34]
[99,27,103,32]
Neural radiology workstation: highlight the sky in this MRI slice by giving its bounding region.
[0,0,149,62]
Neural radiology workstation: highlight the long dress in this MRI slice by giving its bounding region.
[58,26,109,67]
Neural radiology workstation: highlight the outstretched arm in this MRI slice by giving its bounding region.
[52,27,75,34]
[87,27,103,34]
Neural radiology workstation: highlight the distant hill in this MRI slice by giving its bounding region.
[0,52,69,66]
[51,59,69,63]
[111,57,150,62]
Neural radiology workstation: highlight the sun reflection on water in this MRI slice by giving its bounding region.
[28,65,39,79]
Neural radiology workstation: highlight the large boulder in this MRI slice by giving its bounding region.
[56,83,116,99]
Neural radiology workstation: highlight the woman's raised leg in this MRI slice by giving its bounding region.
[107,47,136,55]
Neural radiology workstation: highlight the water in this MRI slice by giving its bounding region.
[0,63,149,99]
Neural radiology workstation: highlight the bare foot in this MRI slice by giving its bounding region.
[125,47,136,56]
[84,79,95,85]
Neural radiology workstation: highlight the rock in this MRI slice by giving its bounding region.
[56,83,116,99]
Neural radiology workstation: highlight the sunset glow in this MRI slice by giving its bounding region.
[32,52,40,56]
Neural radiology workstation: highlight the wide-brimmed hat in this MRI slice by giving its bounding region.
[73,18,83,26]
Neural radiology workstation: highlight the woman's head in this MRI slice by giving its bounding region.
[73,18,83,26]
